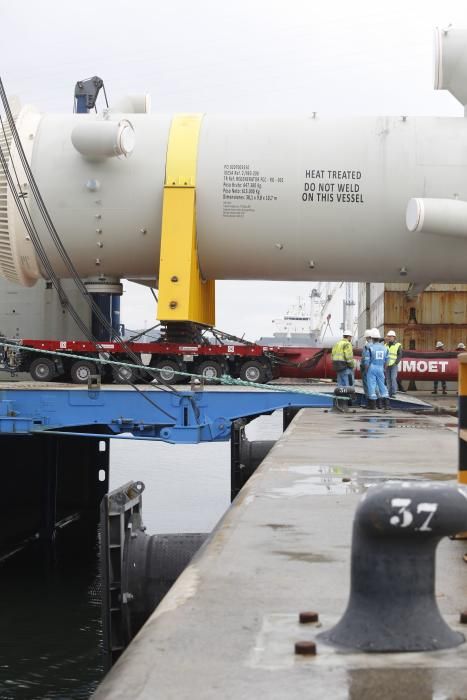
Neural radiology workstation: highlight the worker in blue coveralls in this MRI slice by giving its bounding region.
[363,327,390,411]
[359,329,373,407]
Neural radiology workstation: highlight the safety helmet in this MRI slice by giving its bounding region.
[371,328,381,339]
[386,330,396,337]
[435,341,444,348]
[343,329,353,337]
[364,329,372,338]
[457,342,466,350]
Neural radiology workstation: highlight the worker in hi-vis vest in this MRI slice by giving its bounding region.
[363,328,390,410]
[332,330,355,387]
[384,330,402,398]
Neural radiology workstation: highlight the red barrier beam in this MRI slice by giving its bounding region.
[277,348,459,382]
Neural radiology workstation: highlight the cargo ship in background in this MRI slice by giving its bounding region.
[257,282,357,348]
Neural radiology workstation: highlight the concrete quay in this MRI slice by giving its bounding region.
[94,405,467,699]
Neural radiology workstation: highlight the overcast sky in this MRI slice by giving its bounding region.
[2,0,467,338]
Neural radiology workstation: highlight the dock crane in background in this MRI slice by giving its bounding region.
[309,282,358,343]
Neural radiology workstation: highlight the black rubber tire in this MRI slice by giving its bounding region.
[70,360,99,384]
[112,363,141,384]
[29,357,56,382]
[151,359,182,384]
[239,360,267,384]
[195,360,225,382]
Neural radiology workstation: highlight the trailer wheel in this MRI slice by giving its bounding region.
[195,360,225,382]
[239,360,267,384]
[70,360,99,384]
[151,359,182,384]
[112,363,140,384]
[30,357,56,382]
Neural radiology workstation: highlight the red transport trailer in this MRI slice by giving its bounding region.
[3,338,461,385]
[8,338,280,384]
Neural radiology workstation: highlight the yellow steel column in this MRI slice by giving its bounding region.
[157,114,215,325]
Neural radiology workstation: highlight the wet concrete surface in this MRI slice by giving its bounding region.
[337,414,455,439]
[411,390,459,415]
[94,407,467,699]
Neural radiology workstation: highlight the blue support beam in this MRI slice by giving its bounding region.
[0,388,333,443]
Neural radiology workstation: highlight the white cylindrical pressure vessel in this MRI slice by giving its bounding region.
[3,107,467,286]
[406,197,467,238]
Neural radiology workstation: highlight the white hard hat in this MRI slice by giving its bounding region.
[343,329,353,336]
[371,328,381,339]
[364,329,372,338]
[435,340,444,348]
[457,342,466,349]
[386,330,396,337]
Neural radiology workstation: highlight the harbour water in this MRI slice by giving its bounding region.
[0,413,281,699]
